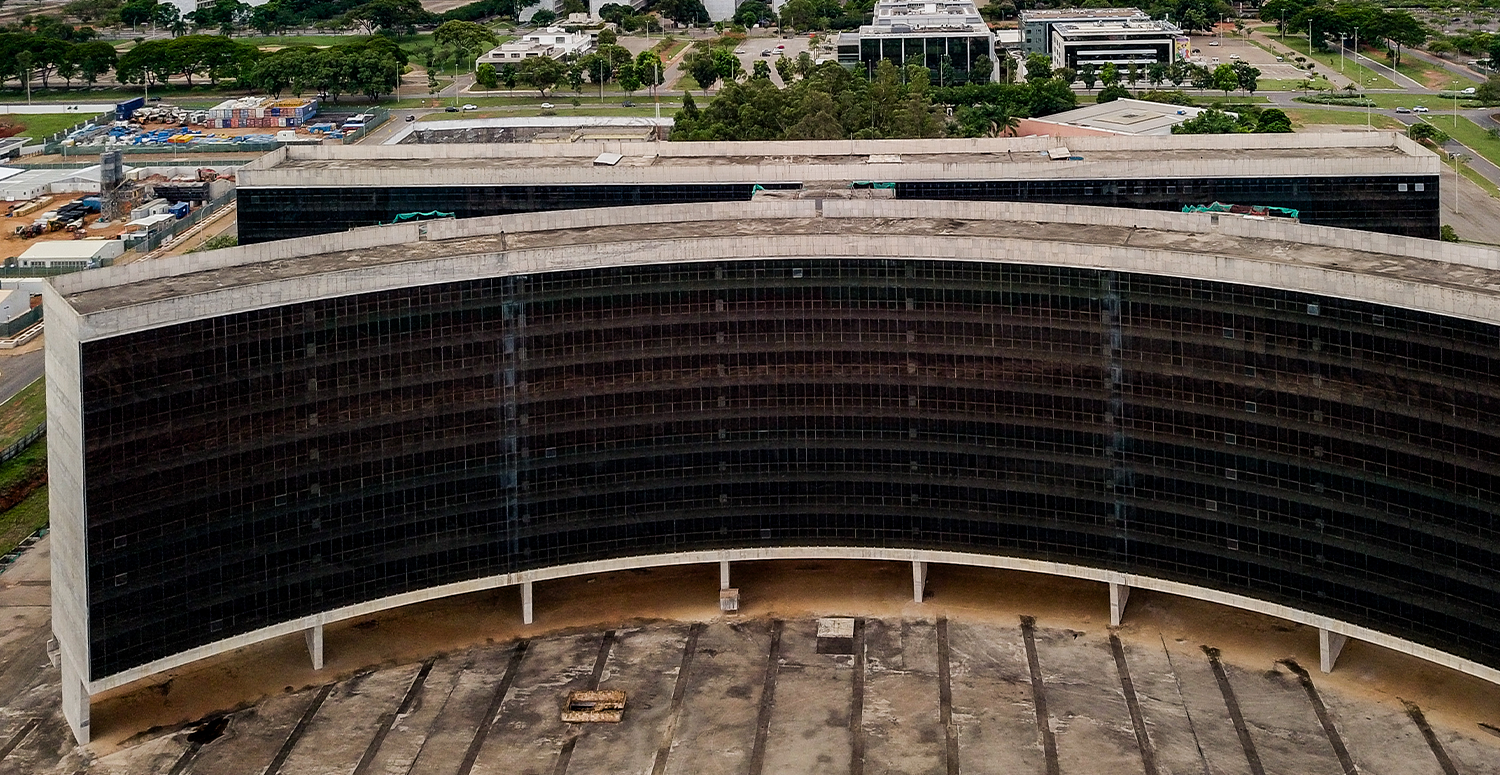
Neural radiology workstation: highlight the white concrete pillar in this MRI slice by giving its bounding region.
[1109,582,1131,627]
[61,658,90,745]
[720,559,731,590]
[1319,628,1348,674]
[912,560,927,603]
[305,624,324,670]
[521,580,534,625]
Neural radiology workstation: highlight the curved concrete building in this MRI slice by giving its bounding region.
[46,198,1500,744]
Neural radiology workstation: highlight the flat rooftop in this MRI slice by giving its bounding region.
[236,134,1439,189]
[54,198,1500,335]
[1022,7,1148,19]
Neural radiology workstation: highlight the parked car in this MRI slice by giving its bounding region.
[1208,40,1219,46]
[1229,53,1240,59]
[1462,86,1477,94]
[761,49,772,56]
[1413,106,1430,113]
[405,115,416,122]
[1395,106,1412,113]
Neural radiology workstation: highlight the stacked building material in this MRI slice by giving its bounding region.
[204,97,319,129]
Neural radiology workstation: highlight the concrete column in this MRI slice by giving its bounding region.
[521,580,534,625]
[1110,582,1131,627]
[912,560,927,603]
[305,624,324,670]
[1319,628,1349,673]
[720,559,731,590]
[61,658,89,745]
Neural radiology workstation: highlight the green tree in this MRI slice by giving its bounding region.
[1211,63,1238,96]
[434,20,499,54]
[597,27,617,46]
[687,50,720,93]
[1231,61,1259,95]
[752,58,771,80]
[635,50,664,92]
[1024,52,1052,81]
[1256,108,1292,133]
[518,55,564,96]
[955,103,1018,137]
[1079,62,1098,91]
[774,54,794,83]
[501,62,518,89]
[617,60,641,95]
[476,61,499,89]
[1407,122,1448,146]
[1172,107,1247,134]
[1097,83,1130,102]
[73,39,115,85]
[119,0,157,27]
[1100,61,1119,87]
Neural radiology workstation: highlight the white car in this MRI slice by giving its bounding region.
[1413,106,1430,113]
[461,104,478,111]
[1229,53,1240,60]
[1462,87,1477,94]
[540,102,554,109]
[1208,40,1219,46]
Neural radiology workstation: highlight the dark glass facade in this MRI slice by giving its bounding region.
[81,260,1500,679]
[236,176,1441,244]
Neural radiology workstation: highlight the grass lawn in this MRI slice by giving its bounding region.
[1284,107,1404,130]
[1253,35,1399,90]
[1390,56,1479,89]
[0,378,45,451]
[0,113,100,138]
[661,40,692,60]
[1258,77,1334,92]
[673,75,704,92]
[0,486,46,560]
[1430,115,1500,170]
[1186,94,1271,105]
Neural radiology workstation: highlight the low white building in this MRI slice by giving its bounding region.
[477,27,594,67]
[1025,98,1229,136]
[16,239,122,270]
[163,0,270,19]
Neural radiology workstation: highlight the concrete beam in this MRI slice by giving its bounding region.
[1320,628,1349,674]
[305,624,324,670]
[61,659,89,745]
[521,580,534,625]
[720,559,730,591]
[1110,582,1131,627]
[912,560,927,603]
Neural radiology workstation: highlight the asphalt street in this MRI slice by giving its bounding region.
[0,349,42,406]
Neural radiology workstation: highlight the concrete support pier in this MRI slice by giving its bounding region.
[720,559,731,590]
[61,660,89,745]
[912,560,927,603]
[1320,628,1349,673]
[521,580,534,625]
[1110,581,1131,626]
[305,624,324,670]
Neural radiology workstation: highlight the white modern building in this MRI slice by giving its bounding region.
[836,0,997,81]
[477,26,595,67]
[1019,7,1151,55]
[1050,18,1187,70]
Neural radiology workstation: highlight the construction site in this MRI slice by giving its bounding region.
[2,152,238,268]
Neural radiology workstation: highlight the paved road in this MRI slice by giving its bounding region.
[0,350,43,406]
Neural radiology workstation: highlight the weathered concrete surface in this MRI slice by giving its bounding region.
[5,552,1500,775]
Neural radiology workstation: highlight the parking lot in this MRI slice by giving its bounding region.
[1186,32,1307,80]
